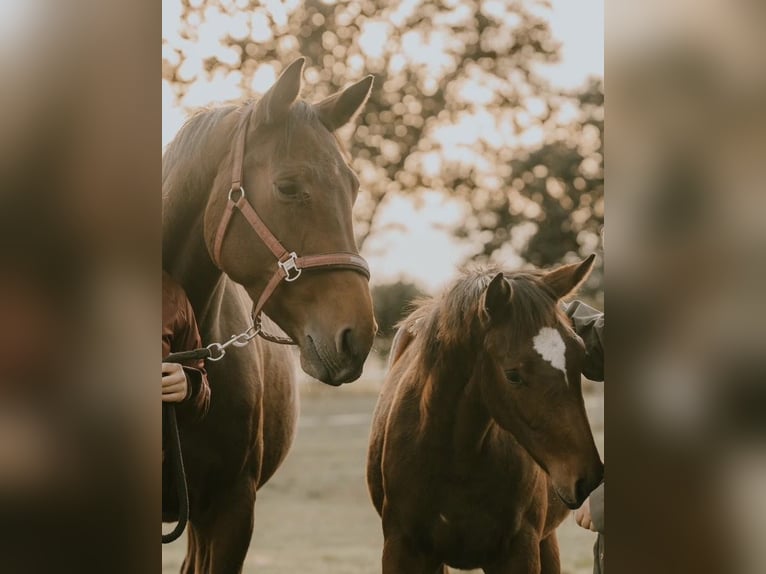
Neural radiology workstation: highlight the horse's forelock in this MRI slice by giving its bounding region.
[406,268,561,370]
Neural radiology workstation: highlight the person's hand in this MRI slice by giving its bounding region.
[162,362,188,403]
[574,497,597,532]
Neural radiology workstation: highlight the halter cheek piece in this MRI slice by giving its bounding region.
[209,104,370,347]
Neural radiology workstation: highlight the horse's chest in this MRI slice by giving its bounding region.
[435,478,524,532]
[425,495,515,569]
[399,460,543,567]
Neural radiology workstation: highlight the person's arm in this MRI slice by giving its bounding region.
[589,482,605,533]
[574,482,605,533]
[563,300,604,382]
[565,300,605,535]
[175,297,211,418]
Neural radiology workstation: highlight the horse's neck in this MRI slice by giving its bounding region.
[163,107,237,316]
[163,214,222,317]
[418,349,493,468]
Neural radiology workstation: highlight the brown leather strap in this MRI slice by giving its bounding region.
[234,195,290,261]
[212,198,236,268]
[252,266,289,319]
[296,253,370,277]
[230,106,251,192]
[213,196,370,279]
[250,253,370,318]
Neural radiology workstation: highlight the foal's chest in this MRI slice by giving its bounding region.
[419,474,535,565]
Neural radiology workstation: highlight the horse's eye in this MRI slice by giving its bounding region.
[275,182,303,200]
[505,369,524,385]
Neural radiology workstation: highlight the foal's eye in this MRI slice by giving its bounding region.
[505,369,525,385]
[274,182,303,200]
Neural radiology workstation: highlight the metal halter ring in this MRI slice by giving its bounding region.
[278,252,302,282]
[228,186,245,203]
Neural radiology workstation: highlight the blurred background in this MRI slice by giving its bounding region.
[606,1,766,573]
[162,1,603,573]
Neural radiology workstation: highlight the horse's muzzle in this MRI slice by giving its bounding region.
[299,332,368,386]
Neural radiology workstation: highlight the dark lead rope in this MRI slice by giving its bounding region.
[162,347,211,544]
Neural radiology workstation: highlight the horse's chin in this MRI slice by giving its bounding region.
[298,337,363,386]
[553,486,583,510]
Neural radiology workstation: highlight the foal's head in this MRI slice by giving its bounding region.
[475,255,603,508]
[203,59,377,385]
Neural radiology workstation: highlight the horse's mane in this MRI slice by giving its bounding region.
[400,267,566,371]
[163,106,237,192]
[162,105,239,250]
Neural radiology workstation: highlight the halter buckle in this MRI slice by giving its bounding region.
[279,252,302,282]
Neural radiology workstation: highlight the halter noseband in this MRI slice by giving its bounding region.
[210,105,370,344]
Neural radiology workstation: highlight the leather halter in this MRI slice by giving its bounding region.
[210,104,370,344]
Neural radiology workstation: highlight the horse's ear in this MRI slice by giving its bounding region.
[316,75,374,131]
[480,273,513,324]
[255,57,305,125]
[542,254,596,300]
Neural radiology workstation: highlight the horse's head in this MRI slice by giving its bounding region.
[476,255,603,508]
[203,58,376,386]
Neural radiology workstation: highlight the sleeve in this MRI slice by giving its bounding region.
[589,482,605,533]
[175,298,211,419]
[563,300,604,382]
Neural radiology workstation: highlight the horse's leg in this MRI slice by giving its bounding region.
[193,478,256,574]
[483,528,541,574]
[381,534,441,574]
[180,525,196,574]
[539,532,561,574]
[180,522,213,574]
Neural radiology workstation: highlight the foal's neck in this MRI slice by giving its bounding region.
[421,344,493,467]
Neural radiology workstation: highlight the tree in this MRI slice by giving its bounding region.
[456,78,604,300]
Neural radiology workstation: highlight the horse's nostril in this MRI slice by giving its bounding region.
[338,327,357,357]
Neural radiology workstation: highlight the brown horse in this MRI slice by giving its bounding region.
[367,255,603,574]
[162,58,377,573]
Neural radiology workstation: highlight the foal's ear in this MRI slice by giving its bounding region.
[479,273,513,324]
[316,75,374,131]
[255,57,305,125]
[542,254,596,300]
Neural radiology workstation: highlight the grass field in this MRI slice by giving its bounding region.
[162,368,604,574]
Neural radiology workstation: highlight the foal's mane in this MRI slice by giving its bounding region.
[402,267,566,371]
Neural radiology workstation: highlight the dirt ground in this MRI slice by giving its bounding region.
[162,373,604,574]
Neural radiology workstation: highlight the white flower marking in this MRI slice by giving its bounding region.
[532,327,568,384]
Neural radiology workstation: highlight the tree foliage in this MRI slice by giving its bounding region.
[163,0,603,291]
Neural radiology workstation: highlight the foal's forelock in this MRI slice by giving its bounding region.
[405,270,566,373]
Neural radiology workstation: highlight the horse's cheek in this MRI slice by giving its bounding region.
[477,362,504,415]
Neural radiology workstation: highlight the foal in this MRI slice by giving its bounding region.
[368,256,603,574]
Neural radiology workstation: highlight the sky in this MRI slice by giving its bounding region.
[162,0,604,292]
